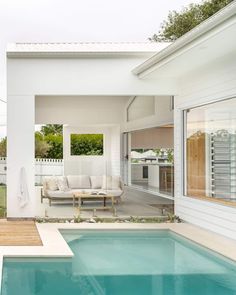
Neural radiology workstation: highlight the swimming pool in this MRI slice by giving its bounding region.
[1,230,236,295]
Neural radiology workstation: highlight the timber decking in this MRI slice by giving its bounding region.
[0,220,42,246]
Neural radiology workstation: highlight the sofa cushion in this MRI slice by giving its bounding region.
[106,189,123,197]
[67,175,91,189]
[56,176,69,191]
[44,177,58,191]
[90,176,103,189]
[102,176,121,190]
[46,190,73,199]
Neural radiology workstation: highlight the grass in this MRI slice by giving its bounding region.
[0,185,6,217]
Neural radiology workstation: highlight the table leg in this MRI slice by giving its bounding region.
[111,196,115,216]
[104,197,106,207]
[73,195,75,207]
[79,197,82,212]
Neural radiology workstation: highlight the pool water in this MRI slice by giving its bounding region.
[2,230,236,295]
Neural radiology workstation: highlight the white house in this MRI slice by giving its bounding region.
[6,1,236,239]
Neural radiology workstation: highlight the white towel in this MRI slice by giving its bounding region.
[18,167,29,208]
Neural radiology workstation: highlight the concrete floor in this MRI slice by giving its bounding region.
[131,181,174,199]
[36,186,174,219]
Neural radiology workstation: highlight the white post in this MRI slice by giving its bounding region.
[7,95,35,218]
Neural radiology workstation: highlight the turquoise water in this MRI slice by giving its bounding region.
[2,230,236,295]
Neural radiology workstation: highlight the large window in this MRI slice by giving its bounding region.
[185,97,236,204]
[71,134,104,156]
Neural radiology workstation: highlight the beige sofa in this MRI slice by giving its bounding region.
[41,175,124,206]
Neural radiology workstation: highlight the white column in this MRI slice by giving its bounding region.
[7,95,35,218]
[174,107,184,215]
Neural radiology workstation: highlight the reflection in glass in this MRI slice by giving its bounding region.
[185,98,236,202]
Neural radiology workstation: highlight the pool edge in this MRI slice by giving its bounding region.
[1,222,236,294]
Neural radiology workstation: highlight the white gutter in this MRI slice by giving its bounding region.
[7,42,170,58]
[132,0,236,78]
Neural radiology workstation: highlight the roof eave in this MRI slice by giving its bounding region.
[6,51,159,58]
[132,1,236,78]
[7,42,170,58]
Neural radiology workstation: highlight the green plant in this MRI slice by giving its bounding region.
[35,132,51,158]
[71,134,103,156]
[74,215,82,223]
[153,148,161,157]
[167,149,174,164]
[0,137,7,157]
[44,134,63,159]
[167,214,181,223]
[41,124,63,136]
[149,0,233,42]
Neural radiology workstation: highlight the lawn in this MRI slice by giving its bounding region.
[0,185,6,217]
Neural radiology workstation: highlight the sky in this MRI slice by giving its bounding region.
[0,0,201,139]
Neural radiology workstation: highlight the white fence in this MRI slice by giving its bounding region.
[0,157,6,185]
[0,157,64,185]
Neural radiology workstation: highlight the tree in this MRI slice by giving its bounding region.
[71,134,103,156]
[35,125,63,159]
[0,137,7,157]
[149,0,232,42]
[35,132,51,158]
[44,134,63,159]
[41,124,63,136]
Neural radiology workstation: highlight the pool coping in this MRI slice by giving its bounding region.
[1,222,236,291]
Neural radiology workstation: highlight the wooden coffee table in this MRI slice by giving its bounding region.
[73,193,115,215]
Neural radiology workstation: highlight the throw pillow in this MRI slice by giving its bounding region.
[90,176,103,189]
[57,176,69,191]
[45,177,58,191]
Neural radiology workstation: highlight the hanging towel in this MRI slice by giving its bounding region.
[18,167,30,208]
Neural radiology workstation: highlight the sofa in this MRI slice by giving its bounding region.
[41,175,124,206]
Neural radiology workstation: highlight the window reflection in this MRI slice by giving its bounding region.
[185,98,236,203]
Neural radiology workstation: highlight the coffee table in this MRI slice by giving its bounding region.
[73,193,115,215]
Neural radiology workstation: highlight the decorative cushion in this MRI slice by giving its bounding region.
[44,177,58,191]
[90,176,103,189]
[67,175,91,189]
[57,176,69,191]
[102,176,121,190]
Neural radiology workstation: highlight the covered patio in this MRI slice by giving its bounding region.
[36,186,174,219]
[7,43,176,219]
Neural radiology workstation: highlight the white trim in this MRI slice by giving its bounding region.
[177,93,236,111]
[7,42,170,58]
[132,1,236,77]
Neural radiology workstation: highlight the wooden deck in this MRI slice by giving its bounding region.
[0,220,42,246]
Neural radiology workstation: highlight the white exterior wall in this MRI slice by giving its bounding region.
[63,125,120,176]
[7,54,177,217]
[7,95,35,218]
[35,95,128,125]
[123,96,173,132]
[175,52,236,240]
[8,57,177,96]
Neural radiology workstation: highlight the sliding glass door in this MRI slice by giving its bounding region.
[124,127,174,198]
